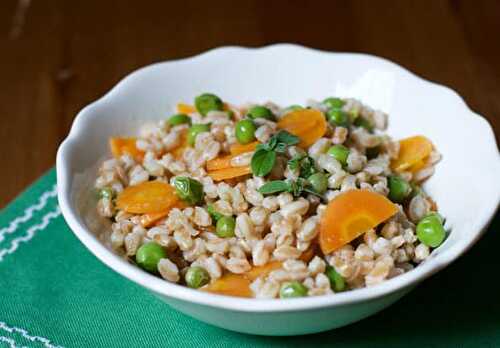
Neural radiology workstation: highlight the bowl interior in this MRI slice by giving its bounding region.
[60,45,500,309]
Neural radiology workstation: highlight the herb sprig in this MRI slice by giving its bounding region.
[288,155,317,179]
[258,178,322,198]
[251,131,300,177]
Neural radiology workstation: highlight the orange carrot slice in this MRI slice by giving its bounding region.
[203,261,282,297]
[298,118,328,148]
[139,201,187,228]
[319,189,398,254]
[229,141,259,155]
[203,274,253,297]
[140,210,170,228]
[207,166,252,181]
[277,109,327,148]
[391,135,433,173]
[277,109,318,133]
[109,137,145,162]
[207,141,258,171]
[206,155,233,171]
[177,103,196,114]
[408,159,426,173]
[246,261,282,280]
[116,181,179,214]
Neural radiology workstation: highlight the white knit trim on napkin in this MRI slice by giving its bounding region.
[0,335,28,348]
[0,321,63,348]
[0,207,61,263]
[0,185,57,245]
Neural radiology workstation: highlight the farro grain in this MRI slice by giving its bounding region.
[252,240,270,266]
[273,245,301,260]
[158,258,180,282]
[225,257,251,274]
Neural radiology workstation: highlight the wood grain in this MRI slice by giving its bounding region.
[0,0,498,207]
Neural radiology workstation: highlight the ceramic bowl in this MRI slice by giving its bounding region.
[56,44,500,336]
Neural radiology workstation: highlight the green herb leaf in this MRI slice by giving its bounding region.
[303,187,324,198]
[255,143,268,151]
[251,148,276,177]
[288,156,302,171]
[266,137,278,151]
[251,130,299,177]
[299,156,317,178]
[287,155,317,178]
[274,142,287,153]
[258,178,324,199]
[275,130,300,146]
[289,178,308,197]
[258,180,291,195]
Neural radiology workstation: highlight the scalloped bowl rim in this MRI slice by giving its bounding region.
[57,44,500,313]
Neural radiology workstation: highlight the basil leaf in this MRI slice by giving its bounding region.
[288,155,303,171]
[266,136,278,151]
[274,142,287,153]
[258,180,291,195]
[256,143,269,152]
[251,148,276,177]
[275,130,300,146]
[251,130,299,177]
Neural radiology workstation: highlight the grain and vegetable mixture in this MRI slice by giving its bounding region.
[94,93,445,299]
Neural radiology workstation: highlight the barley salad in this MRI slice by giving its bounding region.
[94,93,445,299]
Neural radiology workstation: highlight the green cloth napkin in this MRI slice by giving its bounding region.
[0,168,498,348]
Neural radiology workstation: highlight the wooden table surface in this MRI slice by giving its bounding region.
[0,0,499,207]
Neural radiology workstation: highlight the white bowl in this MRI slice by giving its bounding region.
[56,44,500,336]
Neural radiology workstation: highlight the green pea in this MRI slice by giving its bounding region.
[283,105,303,114]
[235,119,256,144]
[354,116,374,132]
[425,212,444,224]
[173,176,204,205]
[410,182,422,198]
[279,281,308,298]
[325,265,346,292]
[416,214,446,247]
[327,145,350,166]
[326,108,350,127]
[98,187,114,200]
[185,266,211,288]
[194,93,223,116]
[247,106,275,121]
[207,204,224,223]
[136,242,167,273]
[187,123,211,146]
[323,97,345,110]
[216,216,236,238]
[388,175,412,203]
[307,172,328,194]
[168,113,191,126]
